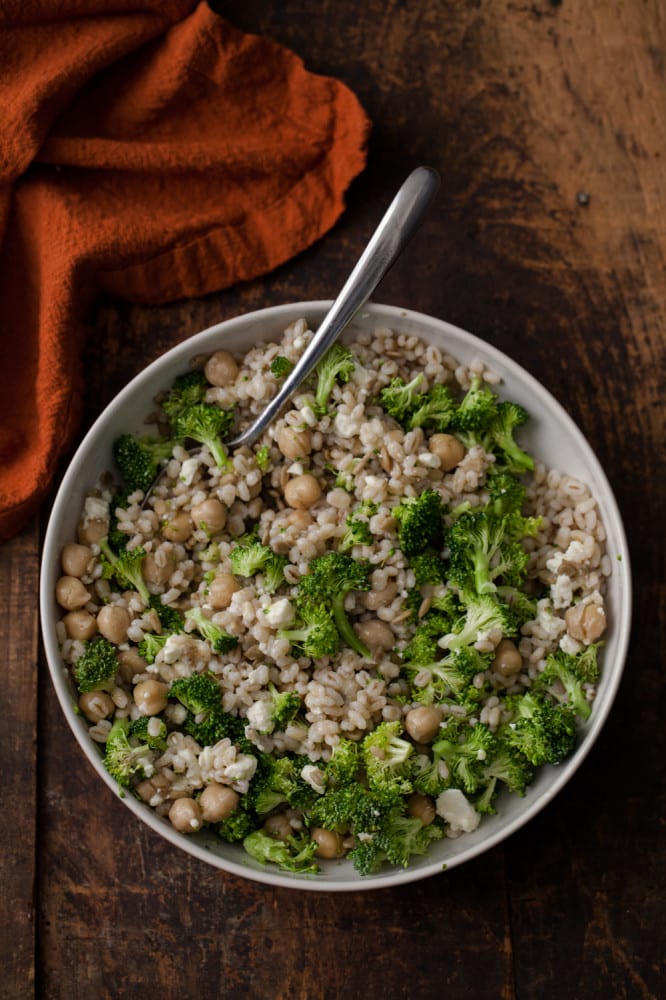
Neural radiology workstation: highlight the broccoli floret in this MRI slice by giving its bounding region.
[361,721,414,794]
[161,370,208,422]
[325,738,361,786]
[408,383,457,432]
[488,401,534,474]
[246,754,316,815]
[309,780,401,833]
[443,592,518,651]
[184,607,238,654]
[484,741,534,798]
[409,550,448,586]
[229,540,287,594]
[313,343,356,416]
[279,603,341,659]
[401,612,458,666]
[270,355,294,378]
[137,632,168,664]
[295,552,372,659]
[169,402,234,470]
[129,715,168,750]
[169,672,247,748]
[378,374,425,426]
[112,433,175,494]
[243,829,320,874]
[98,537,151,604]
[412,750,449,798]
[451,376,498,434]
[104,718,155,788]
[361,814,444,873]
[446,509,538,596]
[432,722,496,795]
[502,691,577,766]
[217,808,256,843]
[404,647,490,704]
[148,596,185,633]
[338,501,378,553]
[108,489,132,551]
[255,445,271,471]
[393,489,446,558]
[485,468,528,516]
[496,586,539,628]
[73,637,119,693]
[261,685,302,734]
[533,647,599,720]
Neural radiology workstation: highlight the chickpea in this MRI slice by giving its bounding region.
[199,783,239,823]
[310,827,346,859]
[77,517,108,545]
[136,779,157,803]
[117,648,148,685]
[263,813,293,842]
[204,350,239,387]
[78,690,115,723]
[428,433,466,471]
[360,581,398,611]
[63,610,98,641]
[96,604,131,645]
[208,572,241,610]
[168,797,202,833]
[55,576,90,611]
[161,510,192,543]
[61,543,93,578]
[142,550,176,586]
[191,498,227,533]
[134,679,169,716]
[404,705,443,744]
[276,425,313,460]
[565,602,606,643]
[492,638,523,677]
[355,619,394,654]
[284,474,322,510]
[407,793,436,826]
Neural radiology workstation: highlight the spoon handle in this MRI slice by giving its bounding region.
[227,165,440,449]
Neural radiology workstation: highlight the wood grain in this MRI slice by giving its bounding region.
[2,1,664,997]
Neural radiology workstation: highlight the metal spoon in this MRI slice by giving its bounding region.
[226,165,440,450]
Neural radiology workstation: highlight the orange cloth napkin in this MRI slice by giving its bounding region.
[0,0,369,541]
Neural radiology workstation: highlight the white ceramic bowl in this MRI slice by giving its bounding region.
[40,301,632,891]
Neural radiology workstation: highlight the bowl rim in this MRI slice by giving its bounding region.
[40,300,632,891]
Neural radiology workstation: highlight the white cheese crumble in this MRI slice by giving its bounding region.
[436,788,481,834]
[301,764,327,795]
[179,456,200,485]
[264,598,295,628]
[83,496,109,524]
[246,699,274,734]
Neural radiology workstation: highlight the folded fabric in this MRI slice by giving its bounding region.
[0,0,369,541]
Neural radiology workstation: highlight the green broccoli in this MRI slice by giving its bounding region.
[378,374,425,426]
[488,401,534,474]
[443,592,518,651]
[242,829,320,874]
[478,740,534,808]
[108,489,132,551]
[338,501,378,552]
[270,355,294,378]
[496,586,539,628]
[185,607,238,654]
[446,508,536,596]
[408,384,457,432]
[409,550,448,586]
[325,738,361,786]
[161,370,208,422]
[502,691,577,766]
[112,433,175,494]
[401,609,458,666]
[403,646,490,705]
[169,672,248,749]
[309,780,401,834]
[451,376,498,434]
[103,718,155,788]
[137,633,168,665]
[279,603,342,659]
[412,750,449,798]
[361,721,414,794]
[295,552,372,659]
[73,637,119,693]
[168,403,234,470]
[98,537,151,604]
[248,685,302,736]
[217,808,256,843]
[313,343,356,416]
[354,814,444,874]
[246,754,316,815]
[432,722,496,795]
[148,596,185,633]
[129,714,168,750]
[229,540,287,594]
[533,647,600,721]
[485,468,528,516]
[255,445,271,471]
[393,489,446,558]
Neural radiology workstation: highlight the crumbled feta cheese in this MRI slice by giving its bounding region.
[334,410,362,437]
[546,551,565,575]
[264,598,295,628]
[559,633,583,655]
[179,456,200,485]
[83,496,109,523]
[551,573,574,609]
[418,451,440,468]
[436,788,481,834]
[246,699,274,734]
[301,764,327,794]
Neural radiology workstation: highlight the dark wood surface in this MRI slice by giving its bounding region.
[3,1,665,997]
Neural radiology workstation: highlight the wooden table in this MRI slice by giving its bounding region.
[3,2,664,997]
